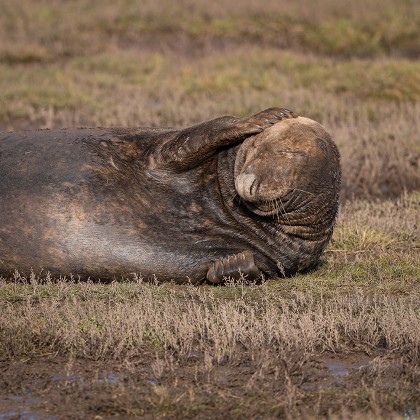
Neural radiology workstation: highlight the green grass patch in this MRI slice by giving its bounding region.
[4,47,419,120]
[0,65,94,115]
[107,12,419,58]
[1,0,418,60]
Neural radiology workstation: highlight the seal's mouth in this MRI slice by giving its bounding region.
[243,188,297,217]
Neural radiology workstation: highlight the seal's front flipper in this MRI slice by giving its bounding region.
[206,250,261,284]
[232,107,298,136]
[150,108,298,171]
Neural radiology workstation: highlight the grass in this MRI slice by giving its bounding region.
[1,48,419,200]
[2,274,419,360]
[1,0,419,61]
[0,0,419,418]
[3,50,420,117]
[0,194,419,417]
[1,7,419,200]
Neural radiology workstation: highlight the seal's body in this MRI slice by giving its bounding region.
[0,109,340,283]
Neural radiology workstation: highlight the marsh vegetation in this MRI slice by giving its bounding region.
[0,0,419,418]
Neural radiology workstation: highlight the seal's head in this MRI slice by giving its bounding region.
[234,117,340,217]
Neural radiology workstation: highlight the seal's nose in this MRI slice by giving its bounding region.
[235,173,257,201]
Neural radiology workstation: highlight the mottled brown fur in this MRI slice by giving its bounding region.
[0,109,340,283]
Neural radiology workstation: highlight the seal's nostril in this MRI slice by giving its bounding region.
[250,177,258,196]
[235,173,257,201]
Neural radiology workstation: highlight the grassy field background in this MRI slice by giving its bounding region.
[1,0,419,200]
[0,0,419,418]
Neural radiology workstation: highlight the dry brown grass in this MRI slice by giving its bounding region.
[0,0,419,417]
[1,282,419,361]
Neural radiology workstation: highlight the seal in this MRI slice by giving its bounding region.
[0,108,340,283]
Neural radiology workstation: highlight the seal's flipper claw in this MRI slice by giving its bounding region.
[235,107,299,135]
[206,250,261,284]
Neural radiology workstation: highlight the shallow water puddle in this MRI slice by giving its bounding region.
[0,371,120,419]
[302,354,372,390]
[403,407,418,419]
[146,378,161,385]
[51,372,83,385]
[98,372,120,384]
[0,395,56,420]
[50,371,120,385]
[324,356,370,382]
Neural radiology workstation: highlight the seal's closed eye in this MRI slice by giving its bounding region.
[234,116,340,217]
[275,149,306,155]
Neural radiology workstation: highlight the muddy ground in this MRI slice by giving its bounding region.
[0,351,418,419]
